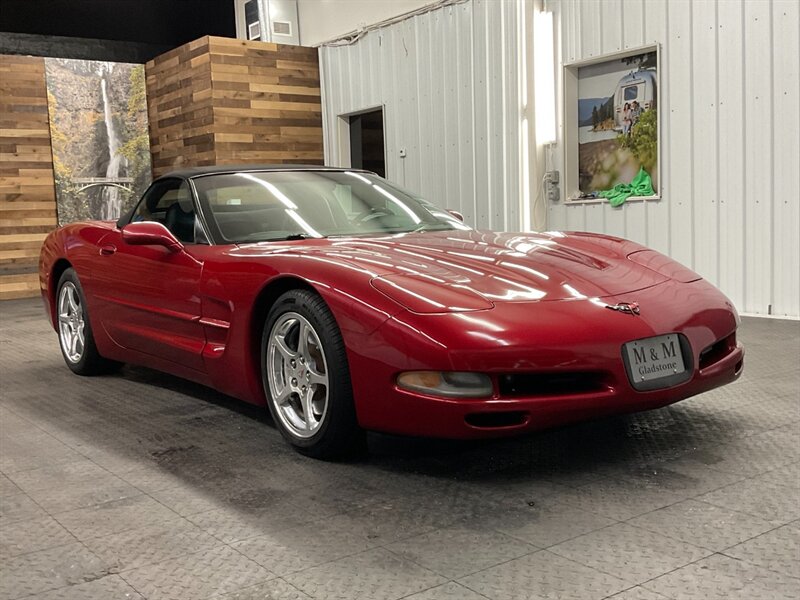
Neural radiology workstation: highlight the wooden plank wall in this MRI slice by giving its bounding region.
[145,37,216,176]
[208,37,323,167]
[146,36,323,177]
[0,55,57,300]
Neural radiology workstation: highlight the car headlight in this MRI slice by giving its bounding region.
[396,371,493,398]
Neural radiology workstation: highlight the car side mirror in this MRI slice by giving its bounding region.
[121,222,183,252]
[446,209,465,222]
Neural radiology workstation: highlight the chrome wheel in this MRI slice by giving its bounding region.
[58,281,85,364]
[266,312,329,439]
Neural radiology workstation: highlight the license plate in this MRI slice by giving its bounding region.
[624,334,685,383]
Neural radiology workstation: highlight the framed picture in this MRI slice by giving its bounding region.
[563,45,660,204]
[45,58,152,225]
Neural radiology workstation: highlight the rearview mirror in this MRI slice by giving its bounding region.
[446,209,465,222]
[121,222,183,252]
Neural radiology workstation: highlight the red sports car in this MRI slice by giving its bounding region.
[40,166,744,458]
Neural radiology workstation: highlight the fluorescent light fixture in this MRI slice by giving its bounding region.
[518,0,531,231]
[521,116,531,230]
[533,10,556,145]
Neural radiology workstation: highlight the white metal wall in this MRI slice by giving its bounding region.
[548,0,800,317]
[297,0,433,46]
[319,0,525,231]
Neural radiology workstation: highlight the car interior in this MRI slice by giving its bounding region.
[129,180,201,244]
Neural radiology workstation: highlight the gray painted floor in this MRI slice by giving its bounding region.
[1,298,798,600]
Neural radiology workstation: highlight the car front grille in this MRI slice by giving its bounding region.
[497,371,609,397]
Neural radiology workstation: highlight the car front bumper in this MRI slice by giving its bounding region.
[363,342,743,438]
[345,278,744,439]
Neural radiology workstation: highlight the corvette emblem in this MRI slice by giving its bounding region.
[606,302,640,315]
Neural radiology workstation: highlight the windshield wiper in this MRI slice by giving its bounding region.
[255,233,323,242]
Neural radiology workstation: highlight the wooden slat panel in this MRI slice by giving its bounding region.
[0,273,40,299]
[0,55,57,300]
[145,37,215,176]
[146,36,323,177]
[0,246,42,260]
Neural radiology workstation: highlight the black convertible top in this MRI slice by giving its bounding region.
[158,164,362,181]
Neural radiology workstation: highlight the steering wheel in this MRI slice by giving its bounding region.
[353,207,394,224]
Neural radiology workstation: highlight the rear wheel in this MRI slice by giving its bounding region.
[261,289,365,459]
[56,269,120,375]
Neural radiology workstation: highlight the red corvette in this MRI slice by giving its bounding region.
[40,166,744,458]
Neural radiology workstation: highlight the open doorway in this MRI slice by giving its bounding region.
[348,108,386,177]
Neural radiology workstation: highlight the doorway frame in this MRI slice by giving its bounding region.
[336,104,388,178]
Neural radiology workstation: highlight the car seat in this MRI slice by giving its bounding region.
[164,201,196,243]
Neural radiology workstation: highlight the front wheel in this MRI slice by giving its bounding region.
[56,268,120,375]
[261,289,365,459]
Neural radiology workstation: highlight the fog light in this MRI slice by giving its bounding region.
[396,371,493,398]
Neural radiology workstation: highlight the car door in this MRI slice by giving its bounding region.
[91,178,208,373]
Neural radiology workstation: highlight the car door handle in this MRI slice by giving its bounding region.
[100,244,117,256]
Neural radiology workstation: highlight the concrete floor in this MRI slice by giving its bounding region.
[0,298,798,600]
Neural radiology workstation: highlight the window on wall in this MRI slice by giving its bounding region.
[563,45,661,203]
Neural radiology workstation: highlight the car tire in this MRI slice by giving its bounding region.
[261,289,365,459]
[56,268,121,376]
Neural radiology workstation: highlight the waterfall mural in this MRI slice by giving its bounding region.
[44,58,151,225]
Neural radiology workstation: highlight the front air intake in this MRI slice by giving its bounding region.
[498,372,608,397]
[699,332,737,370]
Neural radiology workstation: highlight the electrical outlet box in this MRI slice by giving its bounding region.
[545,171,560,202]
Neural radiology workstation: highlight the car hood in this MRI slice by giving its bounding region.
[237,230,670,312]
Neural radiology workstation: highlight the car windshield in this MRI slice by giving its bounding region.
[192,170,469,243]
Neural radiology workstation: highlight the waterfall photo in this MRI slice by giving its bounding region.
[44,58,151,224]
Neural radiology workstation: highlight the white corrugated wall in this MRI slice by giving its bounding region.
[548,0,799,317]
[318,0,525,231]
